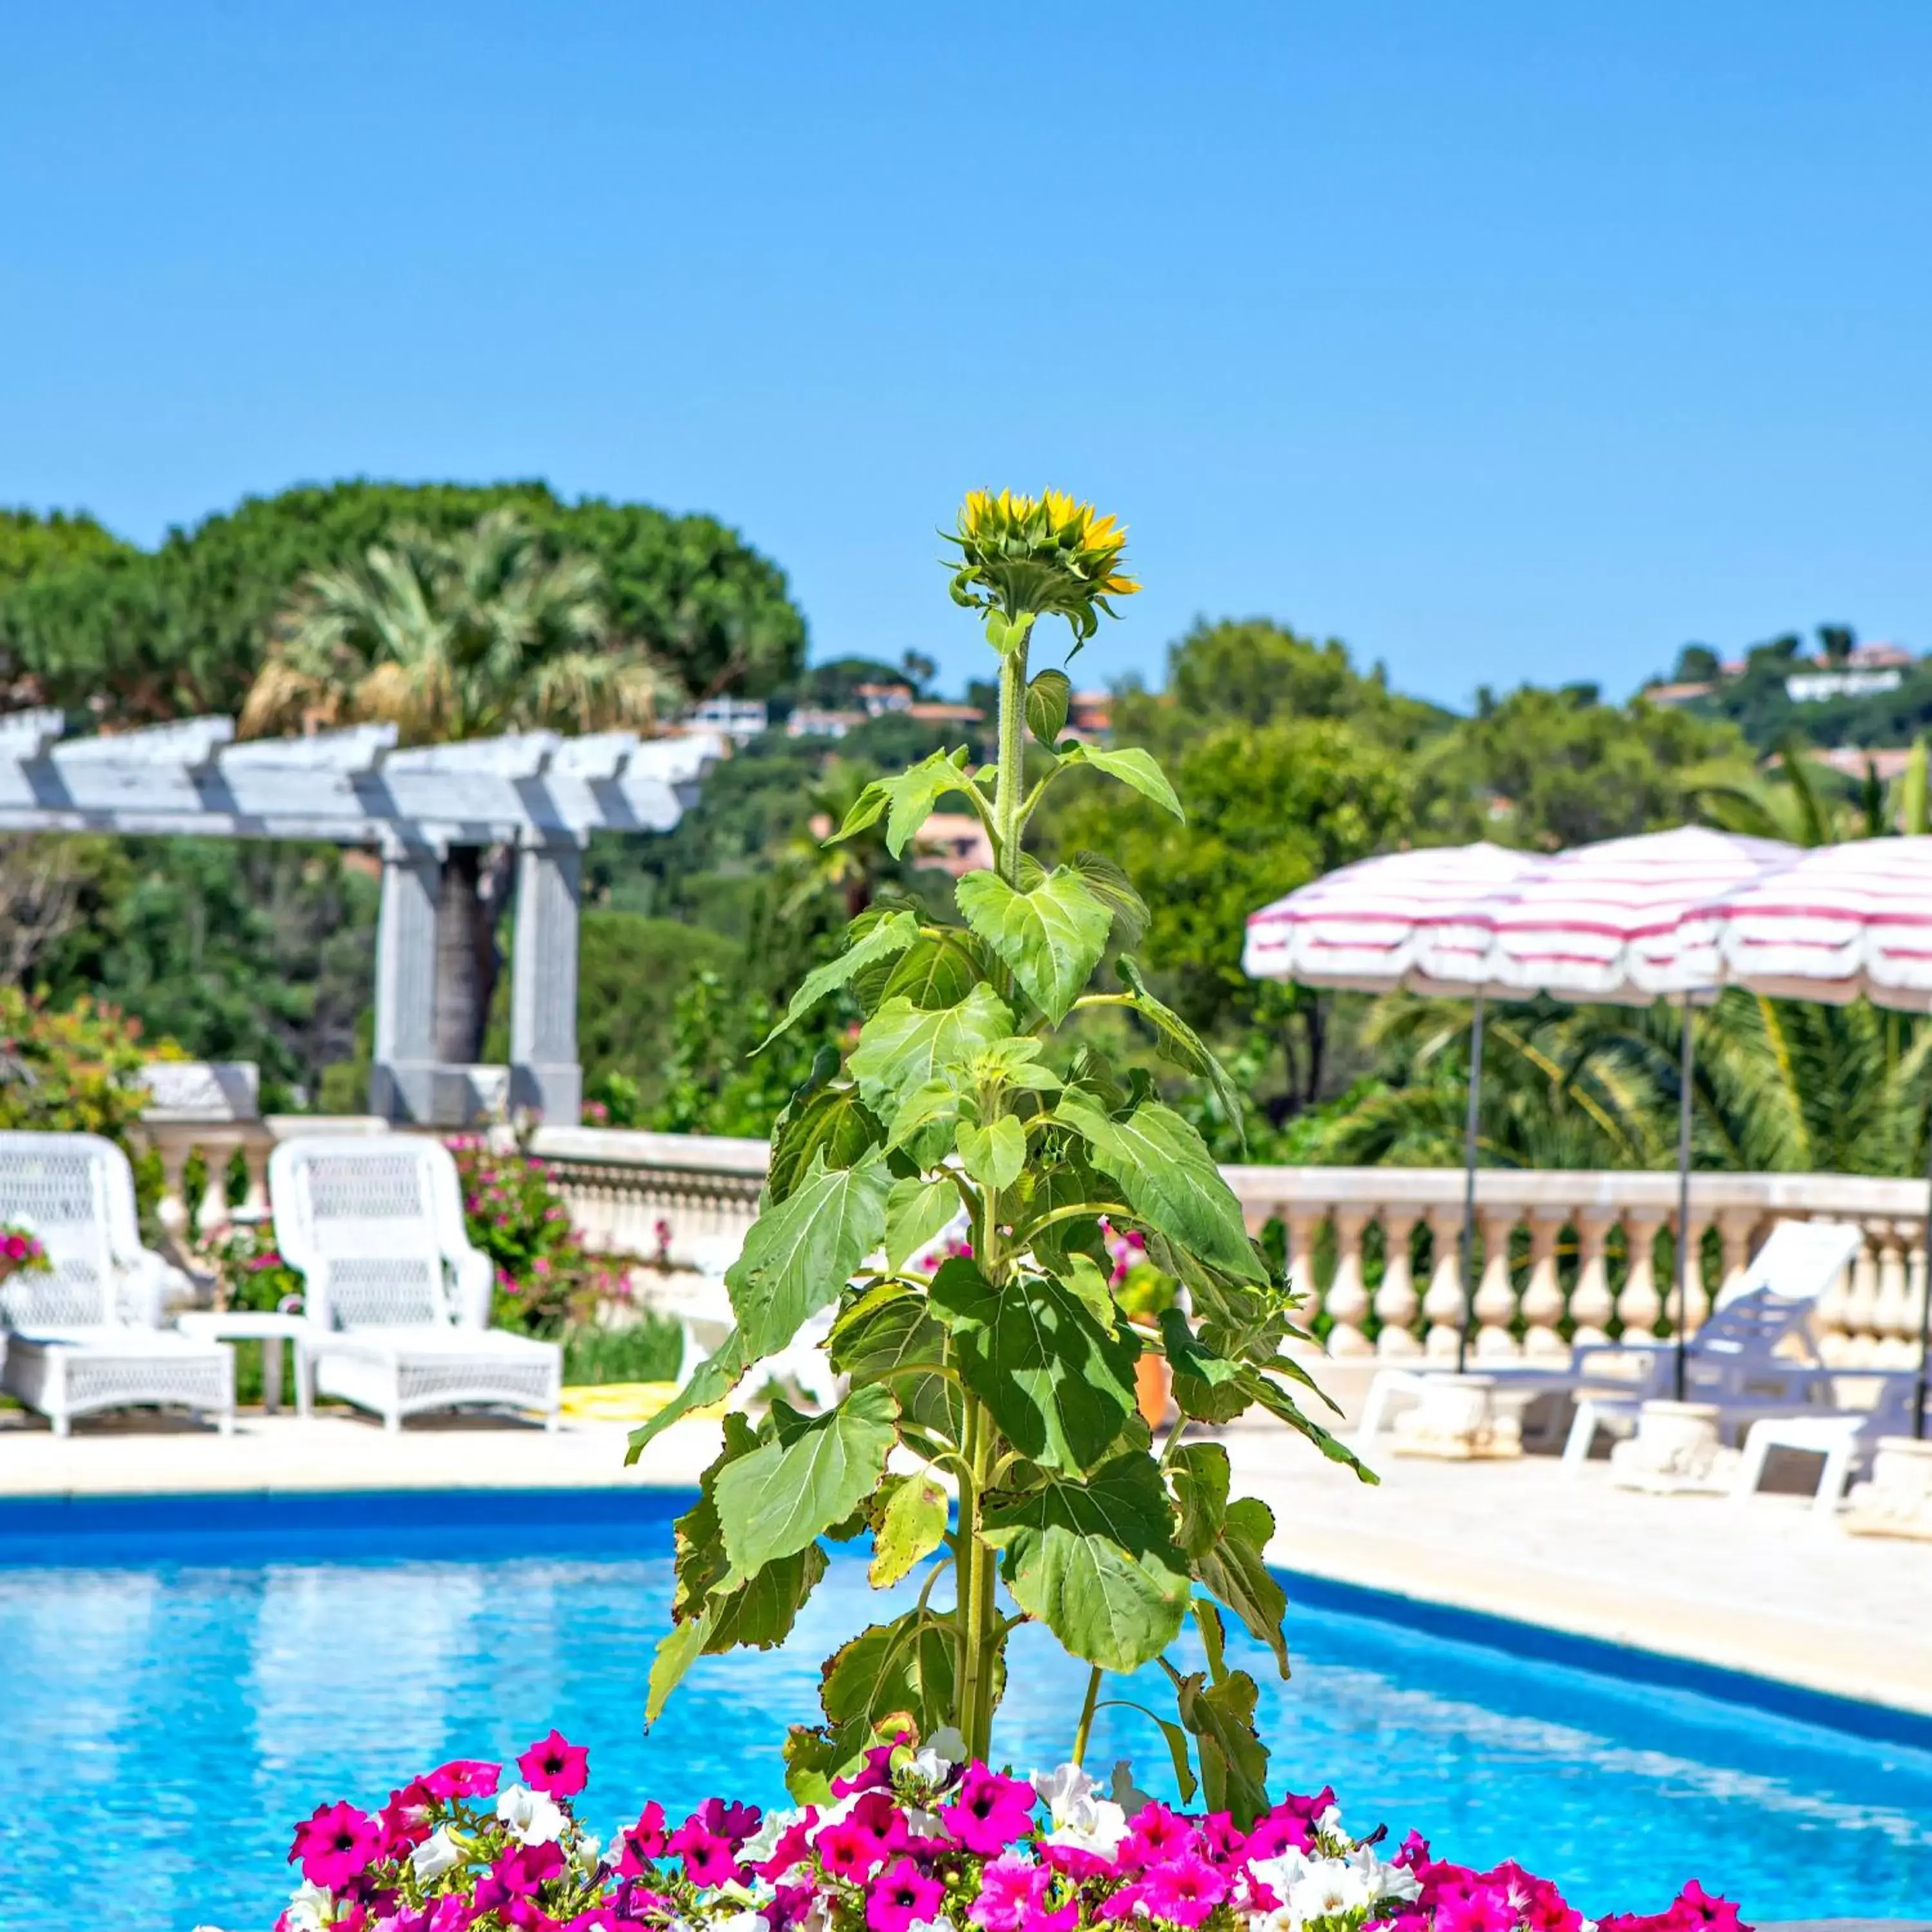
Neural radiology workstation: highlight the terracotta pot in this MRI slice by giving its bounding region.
[1133,1350,1173,1432]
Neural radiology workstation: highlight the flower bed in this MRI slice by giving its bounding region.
[278,1732,1745,1932]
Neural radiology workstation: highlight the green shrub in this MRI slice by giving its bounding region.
[561,1317,681,1385]
[0,990,153,1141]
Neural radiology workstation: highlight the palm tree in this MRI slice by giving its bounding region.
[242,511,679,1063]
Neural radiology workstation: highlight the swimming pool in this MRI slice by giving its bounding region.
[2,1490,1929,1931]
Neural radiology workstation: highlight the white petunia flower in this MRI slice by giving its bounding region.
[738,1807,804,1867]
[1346,1843,1420,1905]
[1032,1763,1097,1823]
[714,1911,768,1932]
[410,1826,464,1882]
[1289,1859,1372,1924]
[278,1884,333,1932]
[911,1726,969,1783]
[906,1918,956,1932]
[906,1807,951,1841]
[495,1781,567,1846]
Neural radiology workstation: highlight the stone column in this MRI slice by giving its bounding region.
[1618,1210,1666,1340]
[1421,1202,1466,1361]
[1323,1206,1374,1356]
[1374,1207,1423,1357]
[1473,1207,1520,1359]
[509,838,583,1125]
[371,840,442,1123]
[1844,1225,1883,1365]
[1873,1220,1913,1367]
[1519,1208,1569,1359]
[1714,1208,1761,1311]
[1569,1208,1616,1347]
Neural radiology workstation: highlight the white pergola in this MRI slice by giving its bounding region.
[0,710,723,1125]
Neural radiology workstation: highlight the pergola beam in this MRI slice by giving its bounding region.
[0,712,723,1126]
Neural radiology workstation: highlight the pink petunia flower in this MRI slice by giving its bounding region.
[940,1764,1036,1855]
[289,1801,383,1889]
[750,1810,818,1880]
[816,1821,884,1884]
[1139,1851,1226,1928]
[422,1758,500,1803]
[518,1730,591,1799]
[617,1801,668,1875]
[866,1855,947,1932]
[667,1822,739,1887]
[694,1795,762,1842]
[971,1853,1054,1932]
[1117,1803,1193,1873]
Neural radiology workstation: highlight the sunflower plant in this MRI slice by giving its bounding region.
[629,491,1370,1824]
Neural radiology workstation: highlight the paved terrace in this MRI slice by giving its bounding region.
[4,1403,1927,1721]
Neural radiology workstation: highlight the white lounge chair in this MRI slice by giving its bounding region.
[1732,1370,1928,1517]
[1356,1218,1864,1464]
[269,1135,562,1432]
[0,1131,234,1437]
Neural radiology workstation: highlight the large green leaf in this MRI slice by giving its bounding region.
[869,1473,951,1587]
[883,1175,961,1272]
[1059,742,1184,819]
[710,1546,829,1652]
[820,1609,963,1732]
[727,1150,894,1358]
[1197,1498,1289,1680]
[626,1327,751,1464]
[647,1612,710,1727]
[1025,667,1072,746]
[875,929,990,1012]
[981,1454,1191,1671]
[672,1411,759,1615]
[848,986,1013,1116]
[956,867,1113,1025]
[832,748,977,857]
[829,1282,958,1434]
[1240,1368,1377,1482]
[956,1113,1027,1192]
[757,911,919,1049]
[767,1084,884,1203]
[1159,1307,1253,1425]
[1115,955,1244,1150]
[1176,1667,1270,1826]
[1055,1095,1265,1283]
[930,1259,1139,1475]
[1167,1441,1232,1560]
[715,1384,902,1573]
[884,1075,972,1166]
[1066,851,1149,949]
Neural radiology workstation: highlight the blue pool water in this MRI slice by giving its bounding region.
[2,1491,1929,1931]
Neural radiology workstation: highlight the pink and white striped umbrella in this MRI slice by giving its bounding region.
[1676,835,1932,1011]
[1242,843,1543,992]
[1413,825,1798,1005]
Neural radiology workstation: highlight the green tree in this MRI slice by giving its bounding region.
[630,489,1365,1815]
[242,511,676,1062]
[0,508,133,589]
[0,480,806,723]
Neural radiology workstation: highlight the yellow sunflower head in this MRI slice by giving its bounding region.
[943,489,1139,644]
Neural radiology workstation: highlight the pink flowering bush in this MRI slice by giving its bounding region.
[207,1221,306,1313]
[274,1730,1748,1932]
[445,1137,631,1337]
[0,1217,48,1280]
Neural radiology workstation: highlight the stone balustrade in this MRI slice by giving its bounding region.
[131,1102,1929,1367]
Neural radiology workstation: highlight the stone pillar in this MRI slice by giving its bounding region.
[1569,1208,1616,1347]
[1421,1202,1467,1359]
[1519,1209,1569,1359]
[1844,1225,1883,1366]
[1873,1220,1914,1367]
[1323,1206,1374,1356]
[1714,1208,1759,1310]
[1473,1208,1520,1359]
[371,840,441,1123]
[1618,1210,1666,1340]
[509,838,584,1125]
[1374,1208,1423,1357]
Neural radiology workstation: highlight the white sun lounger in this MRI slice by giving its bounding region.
[269,1135,562,1432]
[0,1131,234,1436]
[1732,1370,1928,1517]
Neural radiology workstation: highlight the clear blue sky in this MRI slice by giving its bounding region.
[5,2,1929,709]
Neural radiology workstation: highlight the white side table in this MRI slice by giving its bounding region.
[176,1311,316,1418]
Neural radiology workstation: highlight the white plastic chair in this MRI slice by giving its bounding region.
[1732,1371,1926,1517]
[269,1135,561,1432]
[0,1131,233,1436]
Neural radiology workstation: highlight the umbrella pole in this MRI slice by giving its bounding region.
[1917,1109,1932,1441]
[1674,990,1694,1403]
[1457,993,1485,1376]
